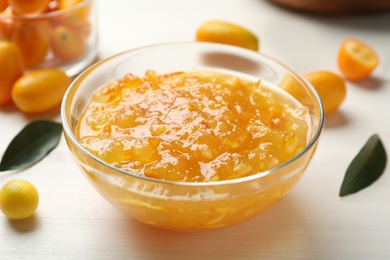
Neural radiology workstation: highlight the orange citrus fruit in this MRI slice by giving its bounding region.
[8,0,50,14]
[196,20,259,51]
[11,19,51,69]
[278,74,311,107]
[51,25,87,61]
[12,68,72,113]
[59,0,91,27]
[0,0,8,12]
[0,41,24,106]
[304,71,346,115]
[0,19,15,41]
[337,38,379,81]
[58,0,83,9]
[0,180,39,220]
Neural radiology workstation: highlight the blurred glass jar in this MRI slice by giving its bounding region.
[0,0,98,77]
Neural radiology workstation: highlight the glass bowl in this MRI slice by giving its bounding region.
[61,42,324,231]
[0,0,98,77]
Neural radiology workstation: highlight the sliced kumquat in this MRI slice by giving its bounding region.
[337,38,379,81]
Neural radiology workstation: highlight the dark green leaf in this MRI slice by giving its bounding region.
[0,120,62,171]
[339,134,387,197]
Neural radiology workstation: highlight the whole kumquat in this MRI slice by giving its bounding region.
[0,0,8,12]
[278,73,311,107]
[196,20,259,51]
[58,0,83,9]
[0,8,15,41]
[73,20,91,39]
[0,180,39,220]
[0,41,24,106]
[8,0,50,14]
[59,0,91,27]
[337,38,379,81]
[11,68,72,113]
[51,25,87,61]
[0,19,14,41]
[304,71,346,116]
[45,0,60,12]
[11,19,51,69]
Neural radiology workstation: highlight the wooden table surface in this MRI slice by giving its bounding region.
[1,1,390,259]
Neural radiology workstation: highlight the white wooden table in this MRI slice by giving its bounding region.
[1,1,390,259]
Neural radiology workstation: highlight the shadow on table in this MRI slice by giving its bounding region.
[349,75,386,90]
[124,195,322,259]
[7,215,40,233]
[324,110,349,129]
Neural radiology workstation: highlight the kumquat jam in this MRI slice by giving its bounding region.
[76,70,310,182]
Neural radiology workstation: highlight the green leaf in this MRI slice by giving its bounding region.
[339,134,387,197]
[0,120,63,171]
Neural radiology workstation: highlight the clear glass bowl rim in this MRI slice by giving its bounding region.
[61,41,325,187]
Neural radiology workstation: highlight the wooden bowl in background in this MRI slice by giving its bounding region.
[269,0,390,14]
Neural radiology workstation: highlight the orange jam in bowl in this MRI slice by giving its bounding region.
[77,70,310,182]
[62,42,324,231]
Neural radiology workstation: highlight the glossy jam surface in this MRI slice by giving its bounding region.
[76,70,310,182]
